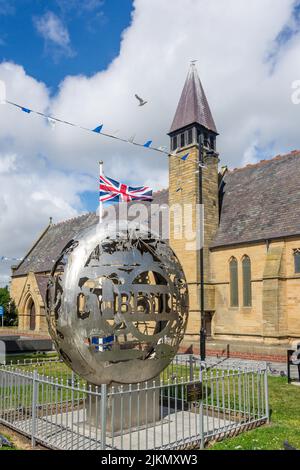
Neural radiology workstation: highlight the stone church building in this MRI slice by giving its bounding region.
[10,65,300,360]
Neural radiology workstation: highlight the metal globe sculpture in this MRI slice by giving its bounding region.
[46,222,189,385]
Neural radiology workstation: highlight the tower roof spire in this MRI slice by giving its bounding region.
[169,63,218,135]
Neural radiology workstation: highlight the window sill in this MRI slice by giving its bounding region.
[229,306,253,311]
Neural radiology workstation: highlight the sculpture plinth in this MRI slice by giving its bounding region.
[87,378,161,434]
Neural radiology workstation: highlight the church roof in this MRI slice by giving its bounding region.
[12,190,169,277]
[12,151,300,276]
[36,274,51,304]
[13,212,98,276]
[211,150,300,248]
[169,64,217,135]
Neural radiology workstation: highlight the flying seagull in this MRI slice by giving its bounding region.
[135,94,148,106]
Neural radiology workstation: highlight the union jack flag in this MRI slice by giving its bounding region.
[99,175,153,203]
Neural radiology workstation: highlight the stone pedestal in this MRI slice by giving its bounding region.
[87,378,161,434]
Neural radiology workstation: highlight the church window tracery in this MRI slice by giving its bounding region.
[229,257,239,307]
[242,256,252,307]
[294,249,300,274]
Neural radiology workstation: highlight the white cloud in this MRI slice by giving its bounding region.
[266,1,300,70]
[33,11,75,60]
[1,0,300,284]
[0,151,94,286]
[0,153,16,173]
[0,157,93,250]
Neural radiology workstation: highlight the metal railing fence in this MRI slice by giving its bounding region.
[0,355,269,450]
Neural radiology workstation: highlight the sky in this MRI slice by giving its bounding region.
[0,0,133,89]
[1,0,300,285]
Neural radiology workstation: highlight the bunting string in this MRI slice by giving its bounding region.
[0,99,210,264]
[4,99,197,163]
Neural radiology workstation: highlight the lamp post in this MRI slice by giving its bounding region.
[198,134,218,361]
[198,134,206,361]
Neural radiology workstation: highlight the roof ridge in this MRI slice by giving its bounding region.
[52,211,96,227]
[229,150,300,174]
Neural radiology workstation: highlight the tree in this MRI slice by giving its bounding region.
[0,287,18,327]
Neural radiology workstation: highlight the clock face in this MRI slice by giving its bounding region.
[46,222,189,385]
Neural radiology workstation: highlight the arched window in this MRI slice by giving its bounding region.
[229,257,239,307]
[26,297,36,331]
[294,249,300,273]
[242,256,252,307]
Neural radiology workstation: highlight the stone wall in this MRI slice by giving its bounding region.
[210,238,300,344]
[169,142,219,342]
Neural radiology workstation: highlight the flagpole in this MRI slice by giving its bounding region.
[99,160,103,225]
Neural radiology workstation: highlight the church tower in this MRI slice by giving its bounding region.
[168,63,219,352]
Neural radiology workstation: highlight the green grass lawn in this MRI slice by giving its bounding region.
[2,359,86,406]
[209,376,300,450]
[6,352,58,365]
